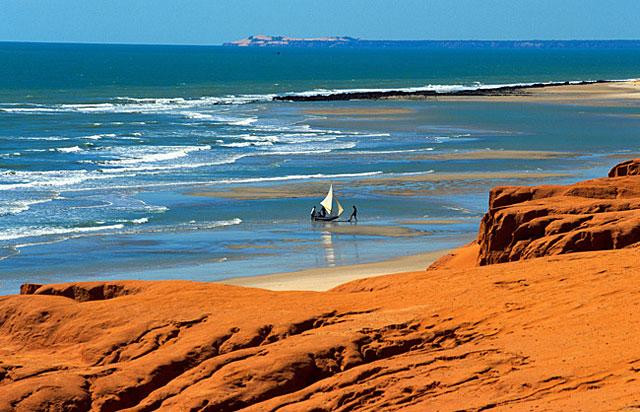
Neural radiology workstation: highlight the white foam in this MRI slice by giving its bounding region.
[0,224,124,241]
[52,95,275,114]
[0,196,58,217]
[443,206,473,214]
[0,152,21,158]
[98,145,211,166]
[198,218,242,229]
[82,133,117,140]
[219,141,273,148]
[108,155,245,174]
[229,117,258,126]
[0,107,59,113]
[0,169,131,191]
[20,136,71,141]
[182,112,215,120]
[54,146,83,153]
[131,217,149,224]
[236,134,281,143]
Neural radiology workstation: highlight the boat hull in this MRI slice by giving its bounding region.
[312,216,341,222]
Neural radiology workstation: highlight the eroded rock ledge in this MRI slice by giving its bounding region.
[477,159,640,265]
[20,282,139,302]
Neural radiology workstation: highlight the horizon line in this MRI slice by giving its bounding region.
[2,38,640,47]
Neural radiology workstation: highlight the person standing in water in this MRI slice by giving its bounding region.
[348,205,358,222]
[310,205,317,220]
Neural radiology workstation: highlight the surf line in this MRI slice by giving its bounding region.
[272,79,609,102]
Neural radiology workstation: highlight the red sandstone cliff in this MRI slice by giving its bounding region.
[2,161,640,411]
[608,158,640,177]
[477,160,640,265]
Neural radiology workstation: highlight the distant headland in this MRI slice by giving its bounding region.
[224,35,640,48]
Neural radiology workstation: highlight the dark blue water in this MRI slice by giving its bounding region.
[1,42,639,294]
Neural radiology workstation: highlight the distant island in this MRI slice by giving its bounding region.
[224,35,640,48]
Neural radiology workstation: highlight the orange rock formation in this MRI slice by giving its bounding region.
[477,173,640,265]
[2,162,640,411]
[609,158,640,177]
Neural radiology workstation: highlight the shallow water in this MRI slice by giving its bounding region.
[1,43,639,294]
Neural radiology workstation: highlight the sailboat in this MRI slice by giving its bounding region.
[313,184,344,222]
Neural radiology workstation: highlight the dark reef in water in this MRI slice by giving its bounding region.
[272,80,606,102]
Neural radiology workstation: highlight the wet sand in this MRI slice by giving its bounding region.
[220,249,448,291]
[303,107,414,115]
[398,218,471,225]
[190,182,328,200]
[190,171,572,200]
[411,149,575,161]
[320,224,427,237]
[359,171,571,185]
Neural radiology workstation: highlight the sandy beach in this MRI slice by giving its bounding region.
[220,249,448,291]
[436,79,640,105]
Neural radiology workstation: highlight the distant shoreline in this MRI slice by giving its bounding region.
[224,36,640,49]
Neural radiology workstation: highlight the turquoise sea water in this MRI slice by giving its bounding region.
[1,42,639,294]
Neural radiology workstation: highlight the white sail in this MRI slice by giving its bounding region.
[320,184,333,214]
[335,199,344,217]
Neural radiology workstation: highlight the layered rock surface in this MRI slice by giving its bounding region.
[477,167,640,265]
[608,158,640,177]
[2,163,640,411]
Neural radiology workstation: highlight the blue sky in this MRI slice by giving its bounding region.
[2,0,639,44]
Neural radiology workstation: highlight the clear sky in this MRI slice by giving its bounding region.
[2,0,639,45]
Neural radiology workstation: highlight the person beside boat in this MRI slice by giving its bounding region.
[348,205,358,222]
[310,206,317,219]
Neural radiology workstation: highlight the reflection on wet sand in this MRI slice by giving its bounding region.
[321,224,427,237]
[321,231,335,267]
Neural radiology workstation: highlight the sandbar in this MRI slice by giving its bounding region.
[411,149,575,161]
[303,107,413,115]
[190,171,571,200]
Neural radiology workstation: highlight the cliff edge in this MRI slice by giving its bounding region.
[477,159,640,265]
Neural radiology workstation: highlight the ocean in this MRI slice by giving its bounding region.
[1,42,639,294]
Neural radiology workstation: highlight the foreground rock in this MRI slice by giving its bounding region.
[2,163,640,411]
[4,247,640,411]
[608,158,640,177]
[478,167,640,265]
